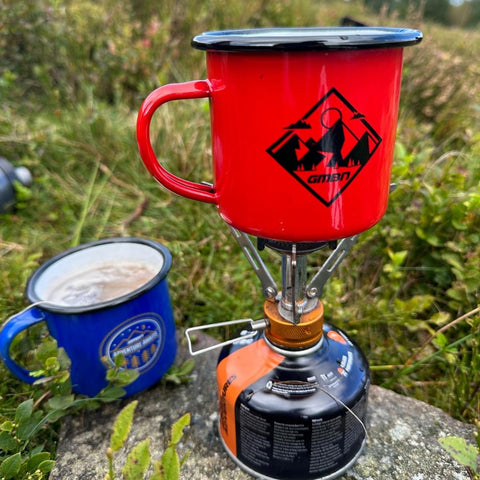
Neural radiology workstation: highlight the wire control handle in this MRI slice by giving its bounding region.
[184,318,267,356]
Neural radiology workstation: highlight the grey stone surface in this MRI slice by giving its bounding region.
[50,333,477,480]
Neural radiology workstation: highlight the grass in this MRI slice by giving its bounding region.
[0,0,479,477]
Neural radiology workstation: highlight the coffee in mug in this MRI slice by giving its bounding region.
[45,261,158,307]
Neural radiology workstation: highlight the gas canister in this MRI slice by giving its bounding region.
[216,323,369,480]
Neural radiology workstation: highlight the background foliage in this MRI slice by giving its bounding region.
[0,0,479,478]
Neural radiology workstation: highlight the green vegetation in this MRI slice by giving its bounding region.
[439,436,479,479]
[0,0,479,477]
[105,401,190,480]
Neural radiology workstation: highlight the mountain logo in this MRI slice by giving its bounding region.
[266,88,382,206]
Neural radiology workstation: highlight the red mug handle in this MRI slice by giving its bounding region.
[136,80,217,204]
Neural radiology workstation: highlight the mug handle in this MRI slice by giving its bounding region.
[136,80,217,204]
[0,306,45,384]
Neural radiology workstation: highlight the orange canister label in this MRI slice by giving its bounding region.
[216,338,284,456]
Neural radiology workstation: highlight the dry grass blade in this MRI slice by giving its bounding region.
[404,307,480,367]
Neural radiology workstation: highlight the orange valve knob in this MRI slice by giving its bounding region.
[264,299,324,350]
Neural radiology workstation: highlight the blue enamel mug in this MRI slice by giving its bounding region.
[0,237,177,397]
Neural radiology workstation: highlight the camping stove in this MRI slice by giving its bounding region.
[185,231,369,480]
[136,27,422,480]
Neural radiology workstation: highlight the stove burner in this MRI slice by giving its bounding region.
[257,238,336,254]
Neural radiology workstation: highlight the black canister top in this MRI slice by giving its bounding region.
[192,27,423,52]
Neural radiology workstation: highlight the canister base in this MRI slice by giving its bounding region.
[218,424,367,480]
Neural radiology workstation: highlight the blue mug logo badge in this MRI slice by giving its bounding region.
[100,313,165,373]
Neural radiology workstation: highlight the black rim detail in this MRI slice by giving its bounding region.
[192,27,423,52]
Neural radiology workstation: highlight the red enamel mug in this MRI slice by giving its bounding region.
[137,27,422,242]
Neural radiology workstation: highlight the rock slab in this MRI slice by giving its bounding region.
[50,333,476,480]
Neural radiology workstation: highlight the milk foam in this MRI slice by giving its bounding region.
[46,261,157,307]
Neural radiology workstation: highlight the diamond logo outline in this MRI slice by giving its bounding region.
[266,88,382,207]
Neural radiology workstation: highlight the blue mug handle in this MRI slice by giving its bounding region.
[0,305,45,384]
